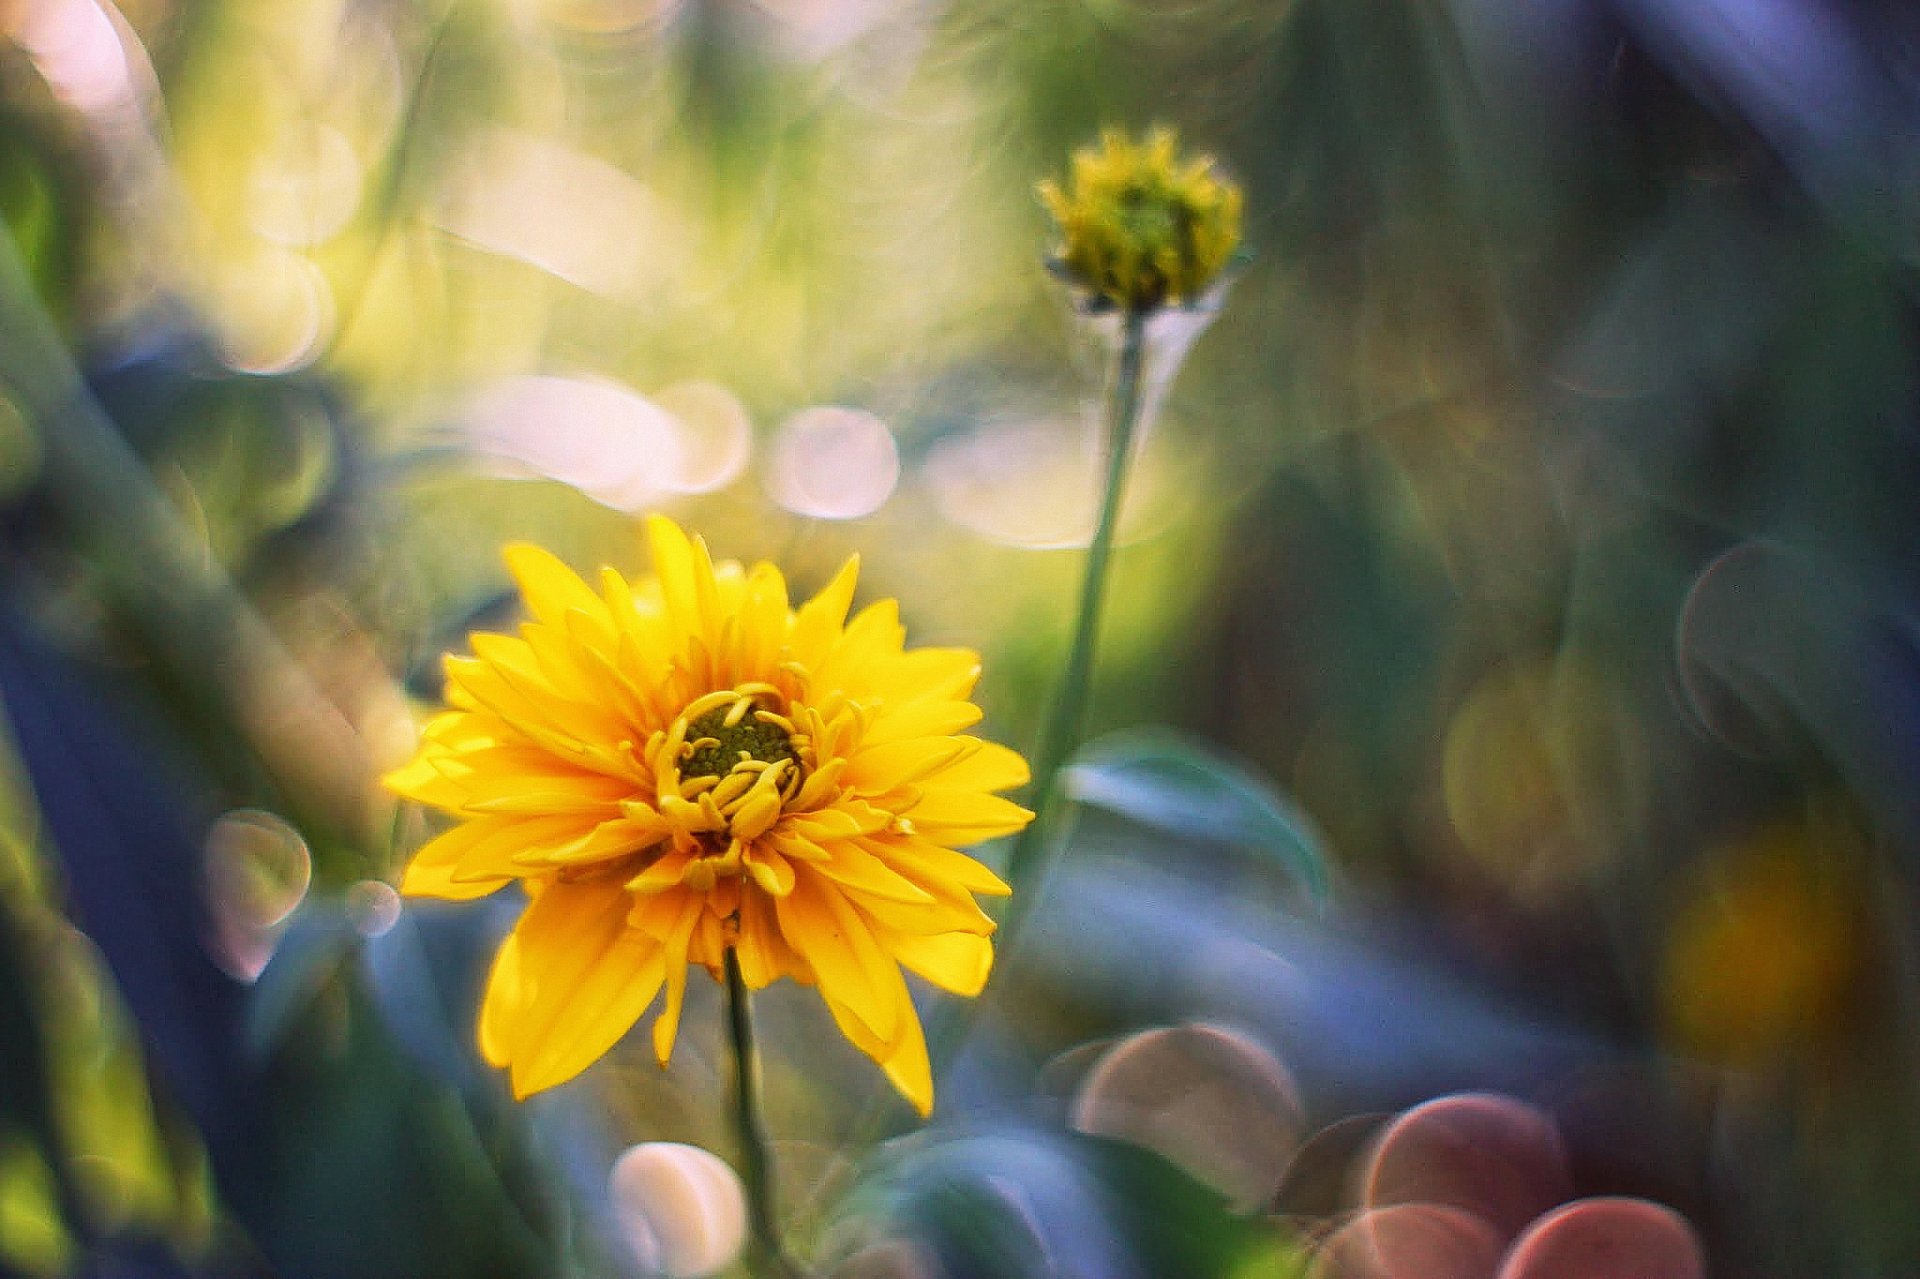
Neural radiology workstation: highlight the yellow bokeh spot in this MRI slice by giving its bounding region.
[1661,816,1860,1064]
[1440,657,1644,897]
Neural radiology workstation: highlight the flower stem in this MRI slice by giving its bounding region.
[999,305,1151,945]
[724,949,802,1279]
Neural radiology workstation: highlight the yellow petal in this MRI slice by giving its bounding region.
[857,700,984,748]
[745,847,796,897]
[401,860,508,901]
[776,877,898,1044]
[845,738,972,793]
[478,931,525,1067]
[625,849,694,894]
[383,751,469,809]
[904,792,1035,841]
[922,740,1031,794]
[516,939,666,1097]
[731,562,792,681]
[650,897,705,1065]
[877,928,994,997]
[812,600,906,692]
[503,542,606,628]
[459,643,624,752]
[400,817,586,897]
[819,966,934,1116]
[810,841,936,904]
[526,813,670,869]
[878,980,934,1117]
[646,514,720,651]
[853,861,1000,935]
[788,554,860,669]
[873,647,981,706]
[505,879,663,1097]
[734,891,798,988]
[862,834,1012,897]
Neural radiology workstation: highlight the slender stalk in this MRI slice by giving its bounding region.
[724,950,802,1279]
[998,305,1151,947]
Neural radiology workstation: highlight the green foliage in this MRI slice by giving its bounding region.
[1064,727,1330,902]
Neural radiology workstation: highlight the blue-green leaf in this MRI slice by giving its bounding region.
[1062,728,1332,903]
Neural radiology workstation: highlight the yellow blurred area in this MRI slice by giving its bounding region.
[1439,655,1647,899]
[1660,811,1864,1065]
[0,1136,69,1276]
[150,0,1033,416]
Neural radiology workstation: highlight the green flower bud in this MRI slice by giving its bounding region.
[1039,126,1244,313]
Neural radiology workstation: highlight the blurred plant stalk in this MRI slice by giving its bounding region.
[998,305,1149,945]
[1000,127,1243,951]
[0,226,379,852]
[724,949,806,1279]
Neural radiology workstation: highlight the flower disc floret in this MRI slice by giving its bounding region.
[384,517,1033,1114]
[1040,125,1243,312]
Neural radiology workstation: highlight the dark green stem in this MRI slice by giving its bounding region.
[724,950,802,1279]
[998,305,1151,946]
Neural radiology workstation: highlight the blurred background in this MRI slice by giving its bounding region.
[1,0,1919,1276]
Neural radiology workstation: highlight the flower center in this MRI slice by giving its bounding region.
[645,685,816,868]
[681,703,797,781]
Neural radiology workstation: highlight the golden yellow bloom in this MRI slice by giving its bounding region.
[385,517,1032,1114]
[1039,126,1243,312]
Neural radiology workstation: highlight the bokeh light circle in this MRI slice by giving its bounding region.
[1360,1093,1571,1242]
[1674,542,1807,761]
[654,381,753,494]
[1310,1204,1505,1279]
[765,406,899,520]
[203,808,312,982]
[465,375,684,511]
[1497,1197,1706,1279]
[345,879,403,939]
[1072,1022,1302,1212]
[608,1142,747,1278]
[1276,1114,1390,1218]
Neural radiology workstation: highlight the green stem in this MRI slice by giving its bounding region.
[724,950,802,1279]
[998,305,1151,946]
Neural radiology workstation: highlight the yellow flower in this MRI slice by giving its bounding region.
[385,517,1032,1114]
[1039,126,1243,312]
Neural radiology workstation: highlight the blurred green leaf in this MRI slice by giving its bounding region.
[852,1126,1275,1279]
[1063,728,1331,903]
[0,123,79,329]
[1070,1133,1273,1279]
[0,900,62,1195]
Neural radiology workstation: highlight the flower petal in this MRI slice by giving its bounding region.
[810,841,936,904]
[922,740,1031,794]
[857,700,984,748]
[400,816,597,896]
[495,880,670,1097]
[478,931,524,1067]
[904,791,1035,841]
[875,927,994,997]
[504,542,605,628]
[861,833,1012,897]
[878,979,934,1117]
[818,964,933,1116]
[776,875,898,1044]
[745,846,797,897]
[845,738,972,793]
[650,896,705,1064]
[788,554,860,669]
